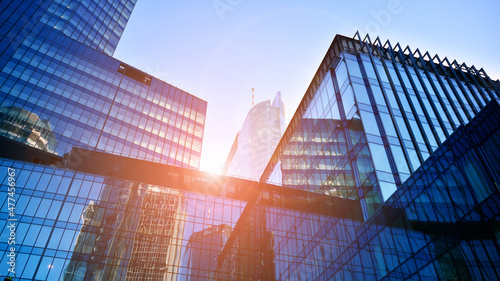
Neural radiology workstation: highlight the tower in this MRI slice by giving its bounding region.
[223,92,286,180]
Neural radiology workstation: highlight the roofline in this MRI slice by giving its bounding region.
[259,32,500,184]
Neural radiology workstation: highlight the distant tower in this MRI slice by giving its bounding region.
[223,91,286,180]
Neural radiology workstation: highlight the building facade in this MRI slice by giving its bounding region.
[217,98,500,280]
[214,34,500,280]
[223,92,286,180]
[0,151,254,280]
[263,34,500,217]
[0,0,207,168]
[1,0,500,277]
[0,0,210,280]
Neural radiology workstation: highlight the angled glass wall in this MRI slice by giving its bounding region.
[262,34,500,211]
[0,25,206,168]
[215,99,500,281]
[2,0,500,277]
[315,98,500,280]
[0,0,136,57]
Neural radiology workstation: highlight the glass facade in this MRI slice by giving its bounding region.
[216,98,500,280]
[0,155,248,280]
[0,106,58,153]
[1,0,500,278]
[5,96,494,280]
[180,224,232,280]
[1,0,136,57]
[223,92,286,180]
[263,34,500,211]
[0,0,206,168]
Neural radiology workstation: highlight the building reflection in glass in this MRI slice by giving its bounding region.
[214,204,275,281]
[63,180,185,280]
[277,117,382,216]
[180,224,232,280]
[0,106,58,153]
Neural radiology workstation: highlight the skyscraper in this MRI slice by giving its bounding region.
[1,0,500,278]
[227,33,500,280]
[0,0,208,280]
[262,33,500,217]
[0,0,206,168]
[223,91,286,180]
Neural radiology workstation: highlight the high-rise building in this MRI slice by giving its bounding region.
[0,0,206,168]
[1,0,500,278]
[223,91,286,180]
[220,33,500,280]
[1,0,134,58]
[263,33,500,217]
[0,0,207,280]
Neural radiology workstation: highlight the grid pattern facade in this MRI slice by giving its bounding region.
[263,34,500,217]
[318,98,500,280]
[0,0,499,277]
[224,92,286,180]
[0,0,136,57]
[0,157,248,280]
[1,101,498,280]
[180,224,232,280]
[0,1,206,168]
[215,98,500,280]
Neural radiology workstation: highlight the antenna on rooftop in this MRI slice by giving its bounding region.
[252,88,255,106]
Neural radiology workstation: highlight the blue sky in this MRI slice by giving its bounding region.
[113,0,500,173]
